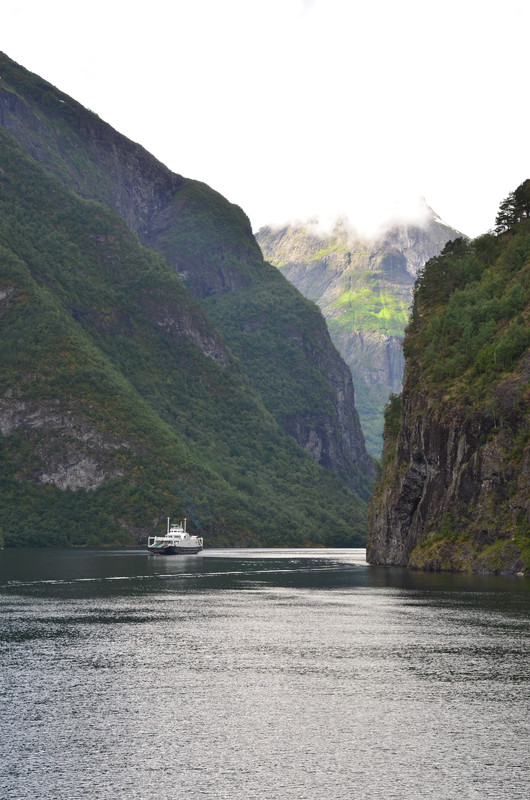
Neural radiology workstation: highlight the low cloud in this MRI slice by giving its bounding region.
[256,193,439,242]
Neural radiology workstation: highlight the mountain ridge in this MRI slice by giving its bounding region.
[0,51,375,495]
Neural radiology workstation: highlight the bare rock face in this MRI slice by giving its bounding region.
[0,396,131,491]
[0,76,182,239]
[138,296,232,368]
[367,353,530,574]
[334,330,404,389]
[0,63,261,301]
[280,322,376,493]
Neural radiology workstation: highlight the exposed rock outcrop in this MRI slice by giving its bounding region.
[0,396,130,491]
[281,319,375,491]
[0,73,182,238]
[0,56,261,300]
[368,357,529,572]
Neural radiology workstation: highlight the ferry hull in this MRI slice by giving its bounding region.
[147,545,203,555]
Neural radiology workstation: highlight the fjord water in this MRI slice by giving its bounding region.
[1,549,528,800]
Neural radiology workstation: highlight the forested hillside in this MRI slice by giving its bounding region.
[368,181,530,573]
[0,52,375,496]
[0,55,372,548]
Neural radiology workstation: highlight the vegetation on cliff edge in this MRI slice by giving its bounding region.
[373,181,530,571]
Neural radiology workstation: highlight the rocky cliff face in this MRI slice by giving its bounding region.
[368,355,529,573]
[0,55,258,297]
[0,74,182,240]
[0,394,130,491]
[278,311,375,490]
[256,211,463,457]
[367,222,530,574]
[0,52,374,492]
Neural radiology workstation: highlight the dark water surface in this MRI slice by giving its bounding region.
[1,548,528,800]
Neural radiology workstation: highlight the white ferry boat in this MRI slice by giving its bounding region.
[147,518,203,555]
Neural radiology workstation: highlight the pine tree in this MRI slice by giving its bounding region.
[495,179,530,233]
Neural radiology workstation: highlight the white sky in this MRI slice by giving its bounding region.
[2,0,529,237]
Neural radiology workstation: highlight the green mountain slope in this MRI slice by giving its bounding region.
[367,184,530,573]
[0,127,368,548]
[256,212,462,457]
[0,52,375,495]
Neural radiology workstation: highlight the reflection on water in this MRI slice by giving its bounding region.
[0,548,529,800]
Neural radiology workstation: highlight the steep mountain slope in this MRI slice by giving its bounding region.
[0,126,368,547]
[0,52,374,494]
[256,211,462,457]
[367,202,530,574]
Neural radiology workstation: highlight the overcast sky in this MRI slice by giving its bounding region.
[2,0,529,237]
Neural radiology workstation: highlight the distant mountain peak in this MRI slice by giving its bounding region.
[259,197,463,249]
[256,210,464,457]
